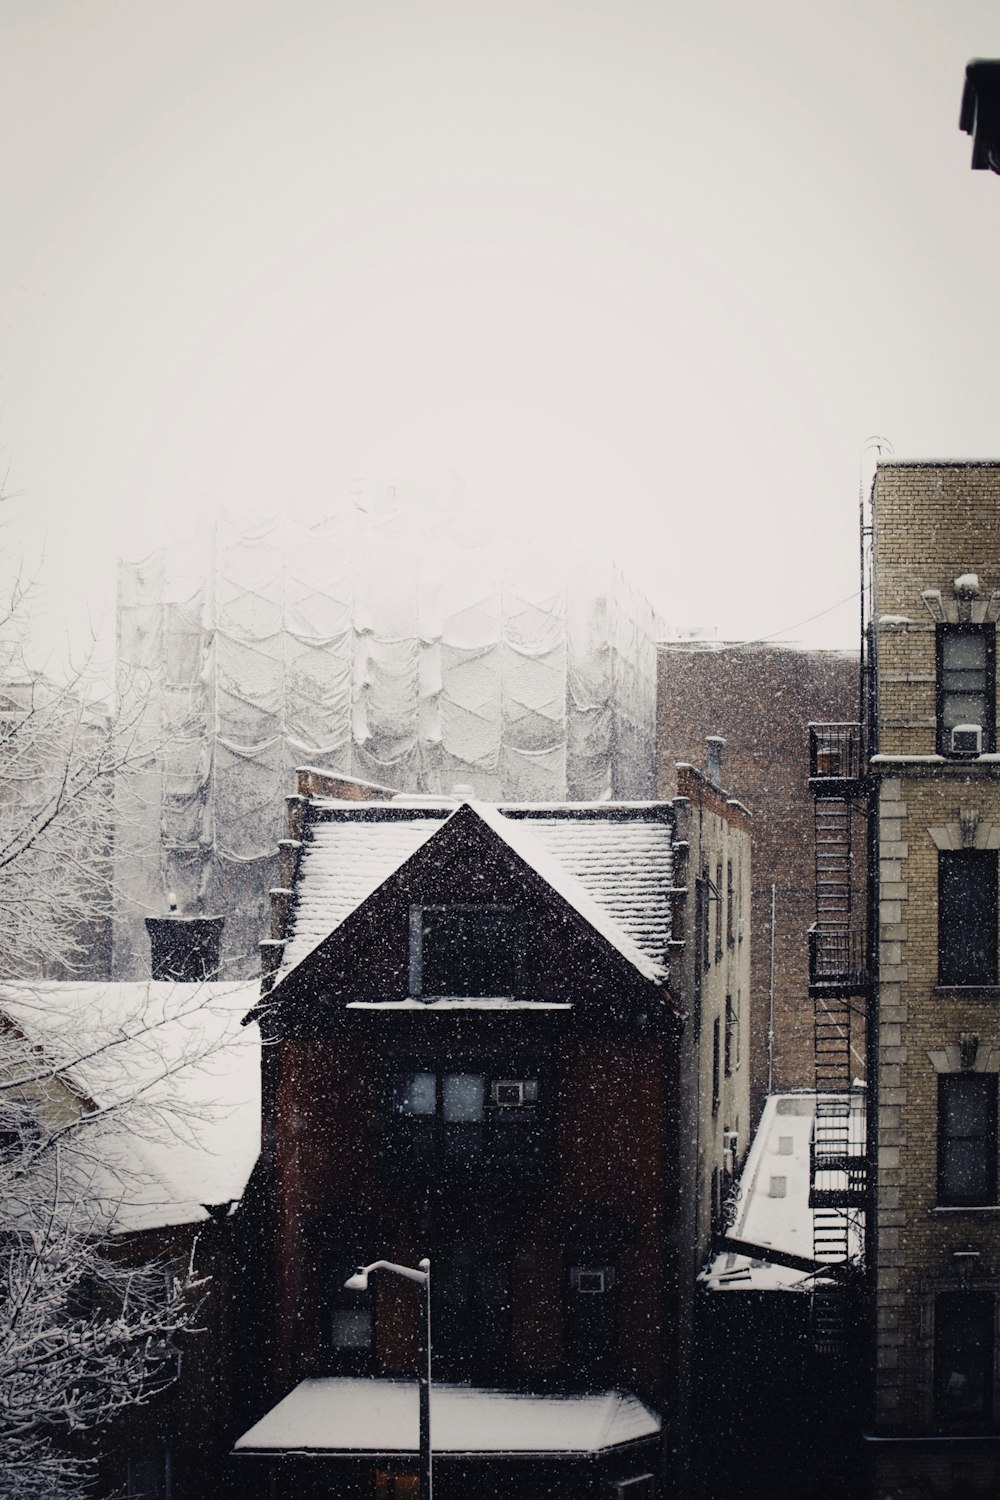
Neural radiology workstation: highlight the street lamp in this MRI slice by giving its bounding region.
[345,1257,432,1499]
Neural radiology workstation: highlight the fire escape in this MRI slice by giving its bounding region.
[807,722,870,1355]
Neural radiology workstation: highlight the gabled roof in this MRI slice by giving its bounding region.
[272,798,675,996]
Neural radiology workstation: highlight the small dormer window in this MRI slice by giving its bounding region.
[409,904,517,997]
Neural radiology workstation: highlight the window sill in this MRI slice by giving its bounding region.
[934,986,1000,999]
[929,1204,1000,1216]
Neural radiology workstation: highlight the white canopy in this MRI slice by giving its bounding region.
[234,1379,661,1458]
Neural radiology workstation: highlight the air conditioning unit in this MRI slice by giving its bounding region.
[570,1267,612,1294]
[491,1079,538,1107]
[951,723,983,756]
[724,1130,739,1160]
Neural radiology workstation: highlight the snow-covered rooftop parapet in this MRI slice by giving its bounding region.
[273,797,675,991]
[0,981,262,1232]
[233,1379,661,1457]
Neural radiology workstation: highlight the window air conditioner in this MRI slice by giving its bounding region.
[951,723,983,756]
[571,1267,609,1294]
[491,1079,538,1107]
[724,1130,739,1159]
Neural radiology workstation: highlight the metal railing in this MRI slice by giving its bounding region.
[808,926,869,988]
[809,723,863,781]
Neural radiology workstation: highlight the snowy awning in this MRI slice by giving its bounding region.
[234,1379,661,1458]
[344,999,573,1012]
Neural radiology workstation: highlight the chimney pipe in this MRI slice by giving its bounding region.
[145,912,225,981]
[706,736,725,788]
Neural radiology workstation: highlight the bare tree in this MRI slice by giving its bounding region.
[0,563,250,1497]
[0,639,156,980]
[0,1087,198,1500]
[0,972,260,1500]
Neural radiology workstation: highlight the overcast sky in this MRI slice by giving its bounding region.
[3,0,1000,663]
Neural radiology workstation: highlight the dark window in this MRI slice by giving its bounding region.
[715,862,723,962]
[939,850,998,986]
[392,1069,545,1184]
[724,996,736,1077]
[938,1074,998,1206]
[699,875,710,972]
[712,1017,721,1112]
[934,1291,994,1424]
[409,905,518,996]
[726,860,734,947]
[328,1259,373,1364]
[375,1475,420,1500]
[938,625,996,753]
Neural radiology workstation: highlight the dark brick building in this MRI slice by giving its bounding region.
[233,768,751,1499]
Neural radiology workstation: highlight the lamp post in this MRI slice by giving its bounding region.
[345,1257,432,1499]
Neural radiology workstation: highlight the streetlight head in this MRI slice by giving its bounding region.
[344,1267,369,1292]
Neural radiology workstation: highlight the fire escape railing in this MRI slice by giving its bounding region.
[807,723,869,1358]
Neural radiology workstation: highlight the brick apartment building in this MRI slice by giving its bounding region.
[830,461,1000,1497]
[231,764,751,1499]
[658,642,859,1120]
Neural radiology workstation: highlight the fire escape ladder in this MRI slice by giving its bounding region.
[815,796,852,930]
[807,753,867,1360]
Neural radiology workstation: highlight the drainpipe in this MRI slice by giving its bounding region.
[767,883,776,1095]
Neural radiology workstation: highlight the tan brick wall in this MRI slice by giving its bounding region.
[874,463,1000,758]
[873,767,1000,1430]
[871,464,1000,1438]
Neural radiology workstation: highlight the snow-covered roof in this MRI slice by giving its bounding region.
[345,999,573,1012]
[700,1091,866,1293]
[0,981,261,1233]
[277,799,673,989]
[234,1379,661,1457]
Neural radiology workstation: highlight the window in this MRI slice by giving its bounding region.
[699,874,710,972]
[938,624,996,753]
[938,1074,998,1206]
[409,905,518,996]
[939,850,998,986]
[392,1068,546,1181]
[715,862,723,962]
[726,859,735,948]
[329,1260,373,1356]
[712,1017,721,1111]
[934,1291,995,1424]
[375,1474,420,1500]
[724,996,737,1077]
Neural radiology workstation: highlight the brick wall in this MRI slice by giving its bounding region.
[872,463,1000,1443]
[874,461,1000,758]
[658,642,859,1119]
